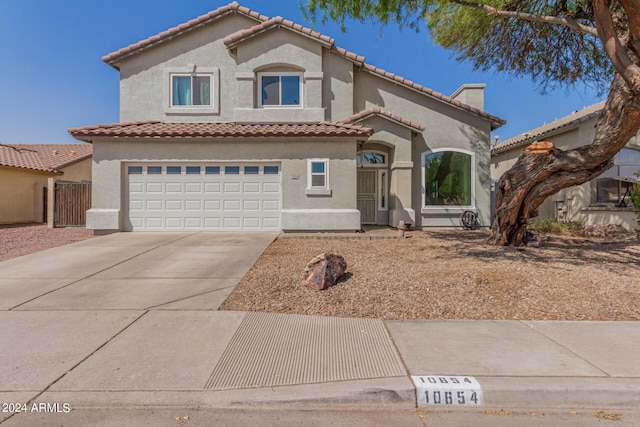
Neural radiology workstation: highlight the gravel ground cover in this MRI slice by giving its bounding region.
[221,229,640,321]
[0,223,94,262]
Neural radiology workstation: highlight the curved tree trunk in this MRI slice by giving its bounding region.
[490,74,640,246]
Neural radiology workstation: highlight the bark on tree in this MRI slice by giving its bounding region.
[490,0,640,246]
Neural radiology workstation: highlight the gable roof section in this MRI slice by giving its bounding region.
[0,144,92,173]
[68,121,373,142]
[223,16,365,65]
[339,106,426,132]
[102,2,269,68]
[221,13,504,129]
[491,101,605,155]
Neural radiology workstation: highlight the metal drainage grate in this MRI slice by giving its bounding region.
[205,312,405,390]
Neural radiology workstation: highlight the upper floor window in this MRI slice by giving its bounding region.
[422,149,474,207]
[171,74,211,107]
[258,72,302,107]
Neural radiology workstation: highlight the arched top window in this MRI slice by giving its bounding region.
[356,151,386,166]
[422,148,474,207]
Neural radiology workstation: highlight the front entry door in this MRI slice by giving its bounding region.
[357,169,377,224]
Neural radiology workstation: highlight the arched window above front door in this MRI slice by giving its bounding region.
[356,152,386,166]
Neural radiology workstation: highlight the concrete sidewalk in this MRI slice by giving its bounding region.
[1,232,639,425]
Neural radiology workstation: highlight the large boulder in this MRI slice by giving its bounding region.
[301,253,347,291]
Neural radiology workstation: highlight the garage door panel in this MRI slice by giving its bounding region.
[129,200,144,210]
[223,182,241,193]
[205,183,221,193]
[146,182,163,193]
[204,217,222,229]
[185,183,202,193]
[145,217,163,228]
[165,200,183,211]
[223,217,241,228]
[166,183,182,192]
[262,200,279,211]
[243,217,260,229]
[146,200,163,211]
[165,217,183,228]
[223,200,241,211]
[263,182,279,193]
[127,163,281,231]
[262,217,280,229]
[129,182,144,193]
[205,200,221,211]
[243,182,260,193]
[185,217,203,228]
[243,200,260,211]
[185,200,202,211]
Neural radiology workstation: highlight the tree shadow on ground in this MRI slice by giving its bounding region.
[415,229,640,273]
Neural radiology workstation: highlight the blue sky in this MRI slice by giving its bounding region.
[0,0,603,145]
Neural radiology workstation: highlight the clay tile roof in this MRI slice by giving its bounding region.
[224,16,335,48]
[223,14,365,66]
[102,2,269,67]
[68,121,373,141]
[491,101,605,155]
[339,106,426,132]
[0,144,92,173]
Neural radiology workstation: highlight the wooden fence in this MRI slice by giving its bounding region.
[54,182,91,227]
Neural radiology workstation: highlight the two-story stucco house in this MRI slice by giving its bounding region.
[69,2,504,233]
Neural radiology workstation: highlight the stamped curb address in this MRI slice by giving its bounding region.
[412,375,483,407]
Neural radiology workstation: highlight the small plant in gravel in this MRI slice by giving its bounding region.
[630,174,640,226]
[528,219,585,237]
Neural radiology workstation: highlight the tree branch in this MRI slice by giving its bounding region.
[620,0,640,56]
[593,0,640,94]
[448,0,599,37]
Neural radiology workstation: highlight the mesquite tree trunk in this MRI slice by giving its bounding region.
[490,0,640,246]
[490,75,640,246]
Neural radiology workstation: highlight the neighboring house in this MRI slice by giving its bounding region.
[0,144,92,226]
[491,102,640,230]
[69,1,504,233]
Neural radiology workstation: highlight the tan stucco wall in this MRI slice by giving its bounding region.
[0,167,49,224]
[0,158,92,225]
[59,158,92,182]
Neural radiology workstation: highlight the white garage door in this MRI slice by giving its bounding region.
[126,163,281,231]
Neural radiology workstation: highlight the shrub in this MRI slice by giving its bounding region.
[528,219,584,236]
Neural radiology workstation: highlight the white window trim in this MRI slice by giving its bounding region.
[257,71,303,108]
[164,66,219,115]
[421,148,476,211]
[306,158,331,196]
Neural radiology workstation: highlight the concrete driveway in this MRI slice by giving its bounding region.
[0,232,276,310]
[0,232,278,423]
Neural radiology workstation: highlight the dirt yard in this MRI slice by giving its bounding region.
[0,224,94,262]
[221,229,640,321]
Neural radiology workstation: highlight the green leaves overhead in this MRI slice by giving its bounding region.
[302,0,614,93]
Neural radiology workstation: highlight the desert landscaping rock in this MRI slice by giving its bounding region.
[0,224,94,261]
[220,229,640,321]
[301,253,347,290]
